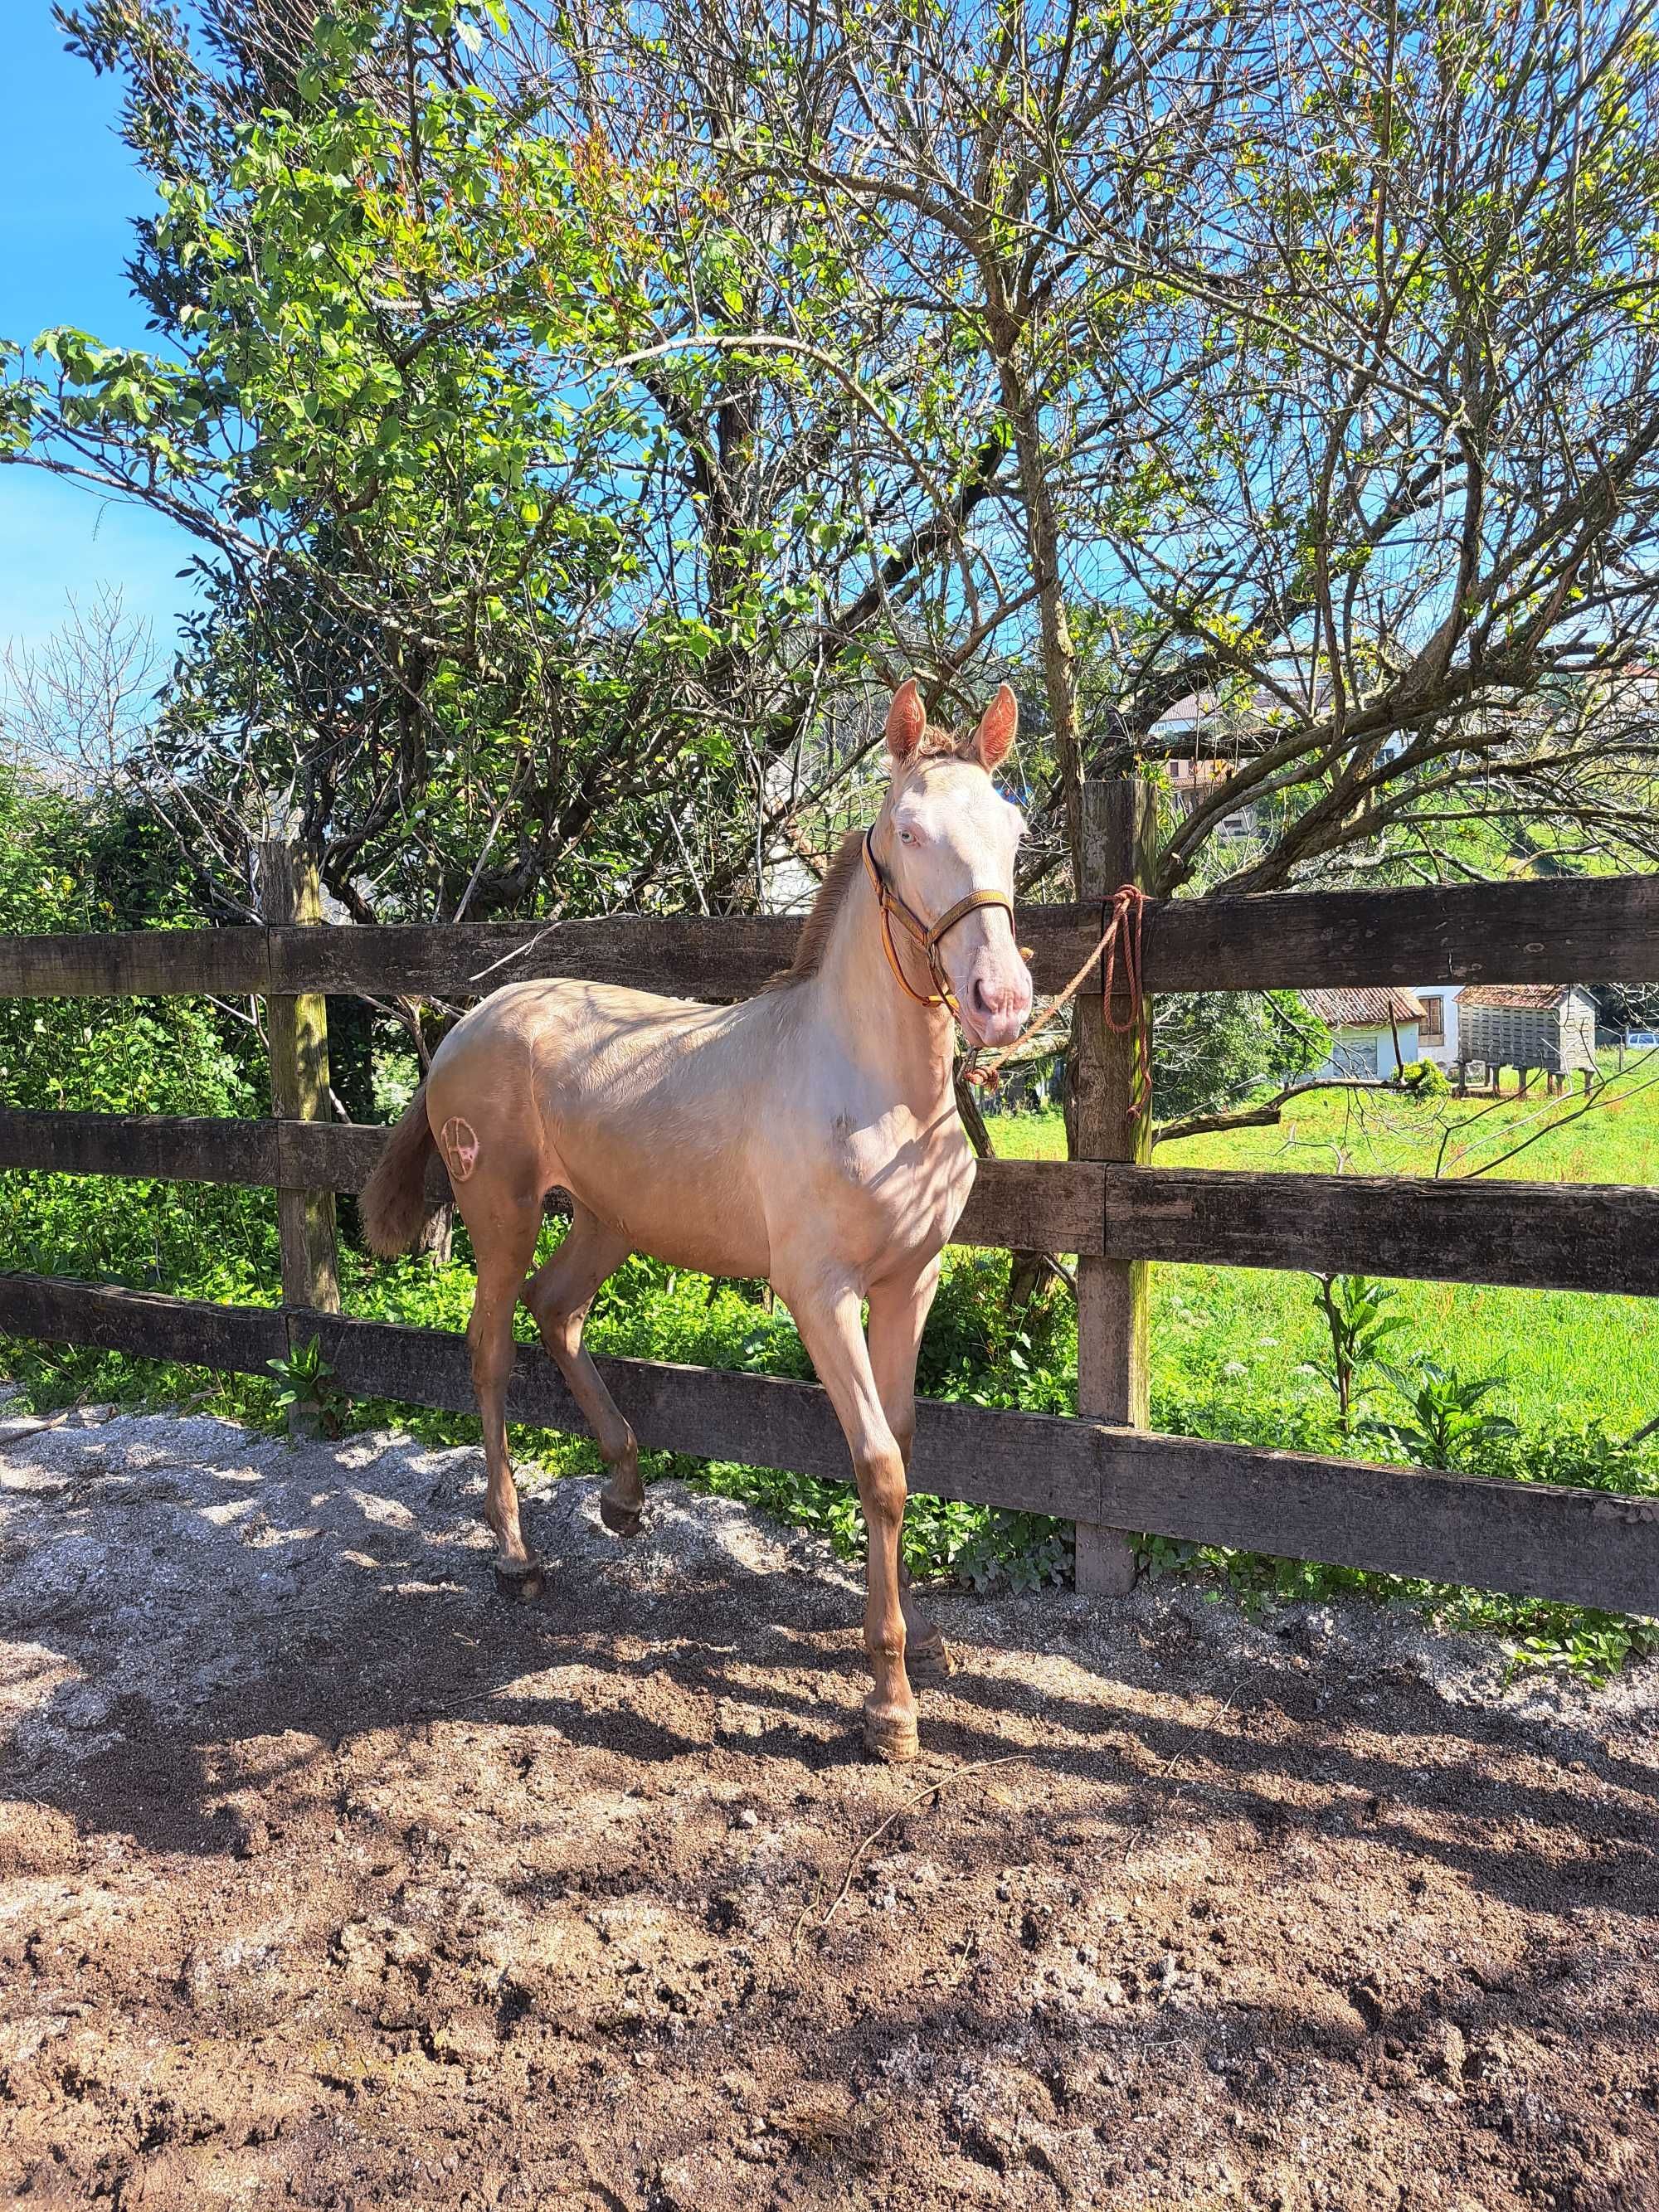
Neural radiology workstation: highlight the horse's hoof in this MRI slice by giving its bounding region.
[907,1636,954,1684]
[599,1494,644,1539]
[494,1559,545,1602]
[862,1708,920,1764]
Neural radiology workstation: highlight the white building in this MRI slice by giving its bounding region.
[1306,989,1426,1079]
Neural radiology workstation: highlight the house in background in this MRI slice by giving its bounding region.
[1160,746,1258,843]
[1150,692,1262,842]
[1456,984,1598,1091]
[1150,677,1335,844]
[1306,989,1425,1079]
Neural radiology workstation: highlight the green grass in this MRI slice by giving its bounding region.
[987,1057,1659,1437]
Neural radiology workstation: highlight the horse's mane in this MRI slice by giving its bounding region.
[761,827,867,990]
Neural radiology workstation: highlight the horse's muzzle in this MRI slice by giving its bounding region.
[961,966,1033,1048]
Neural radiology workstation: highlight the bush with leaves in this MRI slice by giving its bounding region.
[1361,1362,1520,1472]
[1303,1275,1412,1437]
[0,761,276,1312]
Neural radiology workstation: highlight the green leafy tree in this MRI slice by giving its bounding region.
[12,0,1658,938]
[0,760,273,1298]
[3,0,980,969]
[1151,991,1329,1129]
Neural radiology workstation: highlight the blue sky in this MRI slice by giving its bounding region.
[0,8,196,662]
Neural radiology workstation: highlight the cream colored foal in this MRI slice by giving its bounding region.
[363,678,1033,1760]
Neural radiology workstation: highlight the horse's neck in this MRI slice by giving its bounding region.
[806,863,958,1115]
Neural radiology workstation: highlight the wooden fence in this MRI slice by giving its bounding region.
[2,787,1658,1617]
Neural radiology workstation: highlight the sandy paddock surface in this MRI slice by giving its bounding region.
[0,1394,1656,2212]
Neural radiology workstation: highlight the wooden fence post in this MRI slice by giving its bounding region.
[1068,777,1158,1595]
[257,843,340,1431]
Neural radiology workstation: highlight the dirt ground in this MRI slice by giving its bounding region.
[1,1393,1656,2212]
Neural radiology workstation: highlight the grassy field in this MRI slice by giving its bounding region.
[988,1055,1659,1438]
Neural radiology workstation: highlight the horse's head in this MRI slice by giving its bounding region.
[873,677,1035,1048]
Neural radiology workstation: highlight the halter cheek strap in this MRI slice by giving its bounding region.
[861,829,1017,1013]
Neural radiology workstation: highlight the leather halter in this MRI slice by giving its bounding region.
[861,828,1016,1012]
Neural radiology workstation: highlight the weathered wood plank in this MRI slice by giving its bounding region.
[280,1119,454,1208]
[0,1272,285,1372]
[955,1159,1105,1254]
[212,1121,1112,1256]
[2,870,1655,1005]
[0,1110,278,1187]
[1141,871,1659,991]
[0,1111,1106,1251]
[1103,1165,1659,1295]
[0,1271,1652,1610]
[265,915,805,1002]
[5,1110,1659,1296]
[261,873,1657,996]
[0,929,268,999]
[1092,1427,1659,1616]
[294,1308,1659,1614]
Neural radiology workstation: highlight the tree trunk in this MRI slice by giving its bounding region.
[415,1201,455,1266]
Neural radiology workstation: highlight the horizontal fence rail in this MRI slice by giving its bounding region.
[2,816,1656,1626]
[3,868,1657,1002]
[2,1108,1656,1297]
[0,1271,1654,1614]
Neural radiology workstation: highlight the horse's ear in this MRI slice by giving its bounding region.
[971,683,1018,770]
[884,678,927,765]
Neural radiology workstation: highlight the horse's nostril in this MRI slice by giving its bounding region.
[971,975,1028,1024]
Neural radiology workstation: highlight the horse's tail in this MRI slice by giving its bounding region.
[360,1082,439,1258]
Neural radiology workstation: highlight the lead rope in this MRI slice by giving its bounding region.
[1098,882,1151,1123]
[963,883,1151,1125]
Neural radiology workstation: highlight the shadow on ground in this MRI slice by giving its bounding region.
[2,1404,1656,2210]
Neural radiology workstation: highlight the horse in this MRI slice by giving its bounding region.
[361,678,1034,1761]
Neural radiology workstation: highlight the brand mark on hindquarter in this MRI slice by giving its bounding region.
[439,1116,480,1182]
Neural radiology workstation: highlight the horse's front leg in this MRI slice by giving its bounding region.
[867,1261,952,1683]
[785,1276,918,1762]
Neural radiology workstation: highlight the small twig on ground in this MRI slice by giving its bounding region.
[794,1753,1034,1943]
[1151,1681,1243,1778]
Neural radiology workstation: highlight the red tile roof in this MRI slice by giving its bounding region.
[1306,988,1428,1028]
[1458,984,1576,1010]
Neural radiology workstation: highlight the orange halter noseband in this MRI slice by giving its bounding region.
[861,828,1017,1013]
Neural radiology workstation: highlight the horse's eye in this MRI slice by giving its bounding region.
[898,827,915,844]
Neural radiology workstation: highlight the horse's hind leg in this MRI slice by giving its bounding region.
[523,1206,642,1537]
[455,1179,545,1597]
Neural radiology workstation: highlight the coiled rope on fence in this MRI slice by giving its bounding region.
[962,882,1151,1123]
